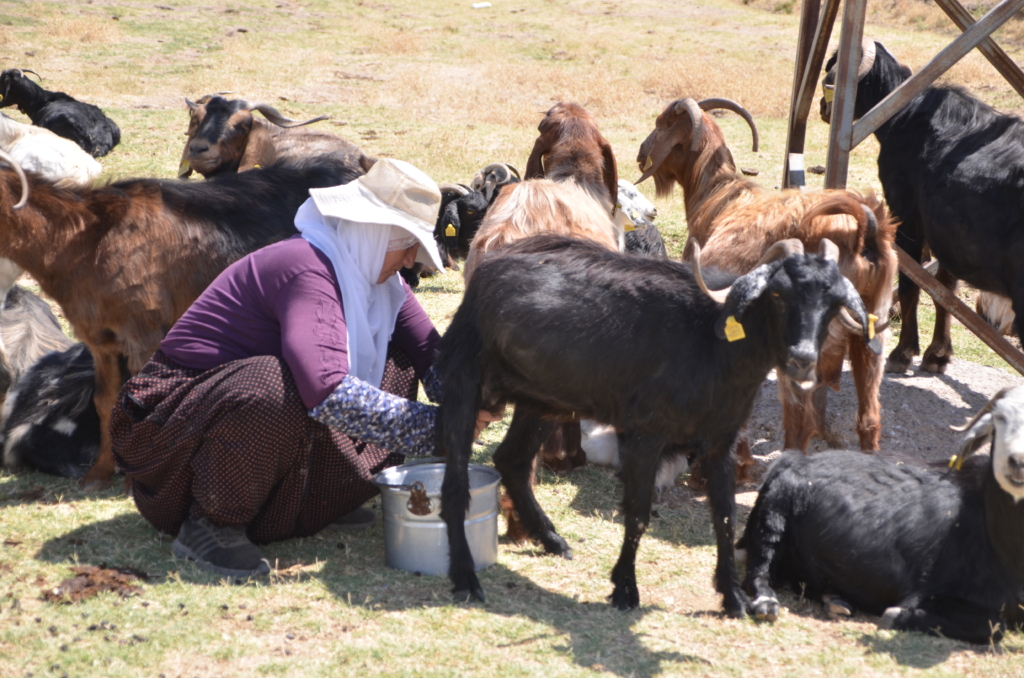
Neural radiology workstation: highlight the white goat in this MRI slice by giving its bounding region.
[0,113,102,189]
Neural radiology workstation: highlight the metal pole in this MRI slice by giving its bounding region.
[850,0,1024,148]
[782,0,841,188]
[823,0,867,189]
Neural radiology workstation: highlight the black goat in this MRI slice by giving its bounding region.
[0,69,120,157]
[0,285,97,478]
[740,385,1024,643]
[401,185,491,288]
[821,40,1024,373]
[434,234,875,616]
[2,343,99,479]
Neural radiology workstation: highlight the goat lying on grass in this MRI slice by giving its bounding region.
[179,94,373,178]
[0,69,120,158]
[0,285,97,479]
[0,150,360,489]
[740,385,1024,643]
[434,234,877,616]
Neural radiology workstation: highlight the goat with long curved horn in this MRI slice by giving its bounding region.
[0,149,30,210]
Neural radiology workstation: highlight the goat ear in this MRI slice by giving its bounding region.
[714,262,779,339]
[525,131,556,180]
[601,139,619,212]
[237,118,277,172]
[956,412,994,465]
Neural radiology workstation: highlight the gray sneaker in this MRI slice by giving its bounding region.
[333,506,375,531]
[172,517,272,578]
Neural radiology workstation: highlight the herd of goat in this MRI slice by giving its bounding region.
[0,37,1023,644]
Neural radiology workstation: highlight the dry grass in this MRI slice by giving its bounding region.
[1,0,1024,676]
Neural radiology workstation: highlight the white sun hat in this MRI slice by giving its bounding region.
[308,158,445,270]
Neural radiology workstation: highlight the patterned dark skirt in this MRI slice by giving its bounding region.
[110,348,416,544]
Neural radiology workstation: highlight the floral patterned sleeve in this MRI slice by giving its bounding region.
[310,374,438,457]
[421,363,444,405]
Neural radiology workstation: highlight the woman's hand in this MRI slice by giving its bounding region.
[474,405,507,440]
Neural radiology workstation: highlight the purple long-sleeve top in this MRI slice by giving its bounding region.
[161,236,440,410]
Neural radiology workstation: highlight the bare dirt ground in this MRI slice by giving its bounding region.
[660,351,1024,510]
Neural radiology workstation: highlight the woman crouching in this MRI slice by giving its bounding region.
[111,159,499,578]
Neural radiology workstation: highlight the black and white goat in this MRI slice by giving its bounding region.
[740,385,1024,643]
[434,234,876,616]
[0,285,98,478]
[821,39,1024,373]
[0,69,120,157]
[401,183,492,288]
[469,163,520,204]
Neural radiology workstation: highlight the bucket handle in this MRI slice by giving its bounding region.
[376,480,434,516]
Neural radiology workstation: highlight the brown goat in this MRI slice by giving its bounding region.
[463,102,620,282]
[179,95,374,179]
[465,102,620,542]
[0,151,359,489]
[637,97,897,465]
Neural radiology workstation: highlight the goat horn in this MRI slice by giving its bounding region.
[690,238,731,305]
[697,97,759,152]
[20,69,41,81]
[951,387,1010,433]
[756,238,805,267]
[249,103,329,128]
[674,98,704,152]
[439,182,470,196]
[0,148,29,210]
[819,237,840,263]
[857,38,877,80]
[505,164,521,180]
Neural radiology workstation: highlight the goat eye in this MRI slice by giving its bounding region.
[466,210,475,215]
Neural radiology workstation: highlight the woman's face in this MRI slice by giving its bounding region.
[377,243,420,284]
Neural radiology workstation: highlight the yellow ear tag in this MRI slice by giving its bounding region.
[178,159,190,174]
[867,313,878,341]
[643,156,653,171]
[253,164,261,169]
[624,222,636,232]
[948,454,965,471]
[823,88,835,103]
[724,316,746,342]
[445,224,456,237]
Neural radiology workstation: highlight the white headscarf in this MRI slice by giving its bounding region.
[294,198,408,388]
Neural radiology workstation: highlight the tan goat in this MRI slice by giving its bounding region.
[637,98,897,466]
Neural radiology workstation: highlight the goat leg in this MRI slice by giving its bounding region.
[705,441,750,618]
[608,430,666,611]
[920,264,956,373]
[849,333,883,450]
[886,237,924,373]
[880,597,1004,644]
[493,408,571,557]
[740,490,783,622]
[81,350,122,491]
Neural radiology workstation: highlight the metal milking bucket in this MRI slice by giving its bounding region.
[373,459,500,575]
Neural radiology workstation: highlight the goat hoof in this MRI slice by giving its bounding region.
[751,595,779,622]
[81,478,112,492]
[542,533,572,558]
[879,606,904,630]
[823,595,852,620]
[920,355,950,374]
[609,584,639,611]
[452,585,485,604]
[723,589,751,619]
